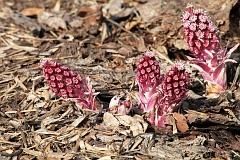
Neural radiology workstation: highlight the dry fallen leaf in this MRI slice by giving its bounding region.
[78,4,101,27]
[52,0,61,13]
[185,110,209,124]
[67,115,89,130]
[103,112,120,127]
[118,36,147,53]
[102,0,133,19]
[165,115,178,134]
[136,0,162,25]
[125,20,141,31]
[173,113,189,133]
[20,7,45,16]
[116,114,147,136]
[38,12,67,30]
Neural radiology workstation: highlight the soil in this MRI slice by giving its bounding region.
[0,0,240,159]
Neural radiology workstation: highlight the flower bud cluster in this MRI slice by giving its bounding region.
[137,51,190,127]
[182,4,239,96]
[40,59,98,110]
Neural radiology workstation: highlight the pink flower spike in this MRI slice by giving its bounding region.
[182,4,239,97]
[136,52,190,128]
[162,62,189,101]
[40,58,99,110]
[182,4,220,60]
[136,50,162,113]
[151,62,190,128]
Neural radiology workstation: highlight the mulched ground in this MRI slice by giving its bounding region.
[0,0,240,159]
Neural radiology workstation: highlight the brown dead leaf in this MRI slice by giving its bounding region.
[185,110,209,124]
[68,17,83,28]
[173,113,189,133]
[14,76,27,91]
[66,115,89,131]
[103,112,120,127]
[52,0,61,13]
[43,152,73,160]
[8,8,42,34]
[136,0,162,25]
[96,134,123,143]
[23,148,42,157]
[116,114,147,136]
[79,140,85,150]
[34,134,41,144]
[165,115,177,134]
[206,0,238,33]
[20,7,45,16]
[118,46,132,57]
[131,37,147,52]
[78,5,101,27]
[119,36,147,53]
[44,143,52,153]
[125,20,141,31]
[101,22,111,44]
[173,39,189,50]
[133,114,148,132]
[102,0,134,19]
[38,12,67,30]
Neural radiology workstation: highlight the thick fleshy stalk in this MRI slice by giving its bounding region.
[182,4,239,96]
[40,58,98,110]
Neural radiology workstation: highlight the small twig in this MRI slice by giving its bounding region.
[0,149,23,157]
[229,65,240,91]
[224,109,240,125]
[150,47,174,65]
[38,101,69,120]
[218,65,240,103]
[95,87,130,92]
[105,17,138,39]
[231,150,240,158]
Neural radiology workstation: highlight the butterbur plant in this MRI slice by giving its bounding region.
[40,58,98,110]
[136,50,162,113]
[136,51,190,127]
[155,62,190,127]
[182,4,239,97]
[161,62,190,112]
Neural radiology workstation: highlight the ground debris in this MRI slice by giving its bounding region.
[0,0,240,159]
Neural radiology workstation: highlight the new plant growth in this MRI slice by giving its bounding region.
[182,4,239,97]
[136,51,190,127]
[109,94,132,115]
[40,4,238,129]
[40,58,133,114]
[40,58,98,110]
[136,50,162,113]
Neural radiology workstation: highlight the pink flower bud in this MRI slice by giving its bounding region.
[182,3,220,60]
[182,4,239,97]
[40,58,98,110]
[137,50,161,90]
[154,62,189,127]
[136,50,162,113]
[162,62,190,103]
[136,51,190,128]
